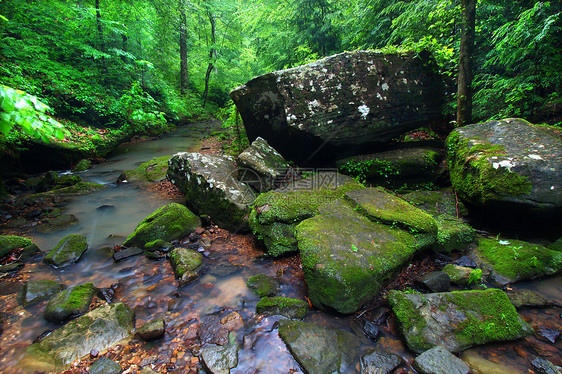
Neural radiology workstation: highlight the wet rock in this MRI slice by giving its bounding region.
[256,297,309,319]
[113,246,144,262]
[123,203,201,249]
[139,368,159,374]
[169,247,203,285]
[461,350,523,374]
[17,279,65,307]
[22,302,134,371]
[361,350,401,374]
[413,346,471,374]
[237,137,290,192]
[135,318,166,341]
[36,213,79,233]
[122,155,171,184]
[0,235,40,261]
[90,357,122,374]
[200,343,239,374]
[453,256,477,268]
[441,264,475,286]
[0,262,24,273]
[209,262,242,277]
[199,315,230,346]
[445,118,562,221]
[505,289,552,308]
[536,327,560,344]
[246,274,281,297]
[388,289,532,353]
[401,189,469,218]
[471,237,562,285]
[249,172,363,257]
[72,159,92,172]
[361,320,380,342]
[231,50,444,164]
[44,283,98,323]
[221,312,244,332]
[432,215,476,254]
[278,320,360,374]
[416,271,450,292]
[19,182,106,206]
[531,357,562,374]
[43,234,88,268]
[167,152,255,231]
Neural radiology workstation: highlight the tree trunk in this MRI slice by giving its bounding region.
[456,0,476,126]
[95,0,107,74]
[179,0,189,96]
[202,9,216,108]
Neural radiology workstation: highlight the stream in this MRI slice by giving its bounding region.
[0,123,560,374]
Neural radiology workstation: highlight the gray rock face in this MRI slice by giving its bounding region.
[43,234,88,268]
[278,320,360,374]
[231,50,444,164]
[413,346,471,374]
[17,279,65,306]
[255,297,309,319]
[90,357,122,374]
[167,152,256,230]
[237,137,289,192]
[22,302,134,371]
[135,318,166,341]
[416,271,450,292]
[361,350,401,374]
[44,283,98,323]
[200,344,239,374]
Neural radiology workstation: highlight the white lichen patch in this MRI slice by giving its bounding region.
[358,105,370,119]
[527,154,544,160]
[376,93,383,100]
[307,99,321,112]
[381,83,389,91]
[286,113,297,124]
[492,159,516,171]
[403,78,408,84]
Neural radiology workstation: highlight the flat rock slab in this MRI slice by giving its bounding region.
[17,279,65,306]
[231,50,444,163]
[200,344,239,374]
[256,297,309,319]
[21,302,134,371]
[278,320,360,374]
[389,289,532,353]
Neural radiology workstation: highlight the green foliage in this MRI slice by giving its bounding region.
[217,101,249,155]
[468,268,482,285]
[339,159,399,185]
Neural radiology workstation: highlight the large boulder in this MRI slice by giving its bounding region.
[445,118,562,219]
[167,152,255,230]
[230,50,444,164]
[44,283,98,323]
[0,235,40,261]
[388,289,532,353]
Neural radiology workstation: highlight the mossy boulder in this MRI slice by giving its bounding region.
[442,264,476,286]
[44,283,98,323]
[123,203,200,249]
[432,215,476,254]
[256,297,309,319]
[135,318,166,341]
[19,182,106,206]
[445,118,562,213]
[249,172,363,257]
[72,159,93,172]
[296,199,418,314]
[278,320,360,374]
[388,289,533,353]
[246,274,281,297]
[169,247,203,285]
[167,152,256,231]
[400,189,469,217]
[0,235,40,260]
[17,279,65,307]
[21,302,134,371]
[43,234,88,268]
[122,155,171,184]
[471,237,562,285]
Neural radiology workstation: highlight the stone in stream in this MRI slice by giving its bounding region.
[255,297,309,319]
[0,234,40,261]
[21,302,134,371]
[413,346,471,374]
[112,246,144,262]
[461,350,524,374]
[200,344,239,374]
[89,357,122,374]
[44,283,98,323]
[169,247,203,286]
[36,213,79,234]
[361,349,402,374]
[416,271,450,292]
[135,318,166,341]
[167,152,255,231]
[441,264,476,286]
[388,288,533,353]
[17,279,65,307]
[43,234,88,268]
[230,50,444,164]
[120,155,171,184]
[72,159,93,172]
[123,203,201,249]
[531,357,562,374]
[246,274,281,297]
[278,320,360,374]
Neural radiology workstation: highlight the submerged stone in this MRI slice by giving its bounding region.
[44,283,98,323]
[169,247,203,284]
[89,357,122,374]
[256,297,309,319]
[135,318,166,341]
[17,279,65,307]
[200,344,239,374]
[361,350,401,374]
[246,274,281,297]
[43,234,88,268]
[36,213,79,234]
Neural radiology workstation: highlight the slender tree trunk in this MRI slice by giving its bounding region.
[202,9,216,107]
[95,0,107,74]
[179,0,189,96]
[456,0,476,126]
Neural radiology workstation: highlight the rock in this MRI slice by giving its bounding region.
[230,50,444,164]
[413,346,471,374]
[461,350,524,374]
[471,237,562,285]
[400,189,469,217]
[169,247,203,285]
[256,297,309,319]
[17,279,65,307]
[296,199,418,314]
[505,289,552,308]
[250,172,363,257]
[167,152,255,230]
[139,368,159,374]
[72,159,93,172]
[200,344,239,374]
[44,283,98,323]
[123,203,201,249]
[198,315,229,346]
[416,271,450,292]
[122,155,171,184]
[531,357,562,374]
[361,350,401,374]
[0,262,24,273]
[536,327,560,344]
[113,247,144,262]
[0,235,40,261]
[22,302,134,371]
[89,357,122,374]
[278,320,360,374]
[36,213,79,234]
[135,318,165,341]
[388,288,532,353]
[453,256,477,268]
[432,215,476,254]
[19,182,106,206]
[442,264,476,286]
[237,137,290,192]
[43,234,88,268]
[220,312,244,332]
[548,237,562,252]
[445,118,562,218]
[246,274,281,297]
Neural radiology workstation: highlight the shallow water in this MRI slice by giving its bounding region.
[0,124,560,373]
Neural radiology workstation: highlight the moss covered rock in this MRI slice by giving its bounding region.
[18,279,65,307]
[123,203,200,249]
[0,235,40,260]
[36,213,79,234]
[400,189,469,217]
[246,274,281,297]
[389,289,532,353]
[471,237,562,285]
[44,283,98,323]
[44,234,88,268]
[442,264,476,286]
[256,296,309,319]
[432,215,476,254]
[123,155,171,184]
[169,247,203,285]
[72,159,93,172]
[296,199,418,314]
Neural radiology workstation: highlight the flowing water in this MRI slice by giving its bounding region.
[0,124,560,373]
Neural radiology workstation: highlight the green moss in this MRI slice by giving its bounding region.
[169,247,203,278]
[44,234,88,268]
[433,215,476,253]
[256,296,309,319]
[125,155,171,184]
[0,235,39,259]
[72,159,92,172]
[44,283,98,322]
[388,290,430,352]
[445,131,532,204]
[246,274,280,297]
